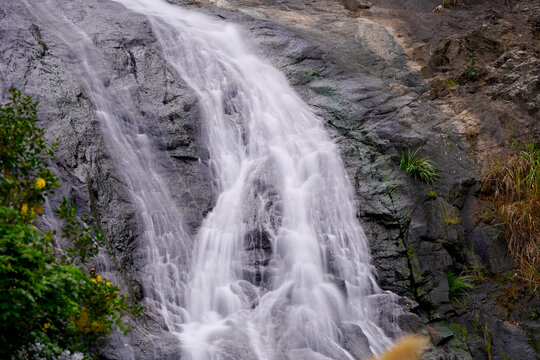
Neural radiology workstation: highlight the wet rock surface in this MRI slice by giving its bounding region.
[0,0,538,359]
[190,0,538,358]
[0,0,213,358]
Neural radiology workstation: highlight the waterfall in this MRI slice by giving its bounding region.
[23,0,193,344]
[23,0,400,358]
[111,1,399,359]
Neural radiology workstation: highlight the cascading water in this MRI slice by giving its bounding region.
[110,1,400,359]
[23,0,400,358]
[23,0,194,345]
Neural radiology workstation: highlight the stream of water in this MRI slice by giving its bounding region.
[23,0,400,358]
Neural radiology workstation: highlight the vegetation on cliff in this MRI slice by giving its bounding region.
[482,144,540,294]
[0,89,142,359]
[399,148,440,184]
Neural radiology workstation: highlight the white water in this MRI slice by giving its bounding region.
[24,0,400,358]
[110,1,399,359]
[23,0,193,343]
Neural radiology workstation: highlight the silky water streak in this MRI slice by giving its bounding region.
[22,0,193,349]
[110,0,402,359]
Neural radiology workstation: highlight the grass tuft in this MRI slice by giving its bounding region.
[440,202,460,225]
[446,77,458,88]
[447,272,474,301]
[481,143,539,295]
[400,148,440,184]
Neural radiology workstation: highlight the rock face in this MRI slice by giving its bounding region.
[0,0,537,359]
[339,0,372,11]
[0,1,213,357]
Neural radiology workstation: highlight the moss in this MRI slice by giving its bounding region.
[299,68,324,84]
[447,322,468,342]
[308,69,323,78]
[312,85,338,97]
[432,323,473,360]
[406,247,417,259]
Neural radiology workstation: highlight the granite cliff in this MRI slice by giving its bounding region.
[0,0,537,358]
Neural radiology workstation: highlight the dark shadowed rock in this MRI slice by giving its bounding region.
[339,0,372,11]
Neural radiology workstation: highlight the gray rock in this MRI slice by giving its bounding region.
[339,323,373,359]
[2,0,536,358]
[492,320,537,360]
[339,0,372,11]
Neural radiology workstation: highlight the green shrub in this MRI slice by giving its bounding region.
[0,88,142,359]
[447,272,474,301]
[400,148,440,184]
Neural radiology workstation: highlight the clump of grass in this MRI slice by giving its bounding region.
[483,323,493,360]
[481,143,539,294]
[445,77,458,88]
[400,148,440,184]
[367,334,429,360]
[447,272,474,301]
[514,253,540,293]
[460,54,481,82]
[468,245,486,282]
[443,215,460,225]
[440,201,460,225]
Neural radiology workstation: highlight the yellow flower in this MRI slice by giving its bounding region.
[43,322,51,332]
[35,177,46,190]
[21,203,28,214]
[96,275,102,283]
[91,278,97,284]
[105,281,110,286]
[36,206,44,215]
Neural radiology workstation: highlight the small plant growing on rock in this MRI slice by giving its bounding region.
[460,54,481,82]
[440,202,461,225]
[481,143,539,295]
[445,77,458,88]
[447,272,474,302]
[467,245,486,282]
[483,323,493,360]
[400,148,440,184]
